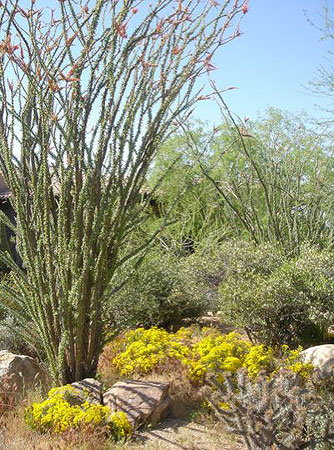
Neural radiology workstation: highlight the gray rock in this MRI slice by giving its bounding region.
[0,350,47,393]
[149,396,171,426]
[103,380,171,428]
[71,378,102,405]
[301,344,334,378]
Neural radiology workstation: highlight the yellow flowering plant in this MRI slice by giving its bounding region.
[104,326,313,385]
[113,327,190,376]
[24,385,132,439]
[185,332,248,382]
[243,345,275,378]
[279,345,314,380]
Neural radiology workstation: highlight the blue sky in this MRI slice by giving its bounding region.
[194,0,333,123]
[13,0,333,126]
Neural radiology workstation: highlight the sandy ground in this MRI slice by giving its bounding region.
[130,418,246,450]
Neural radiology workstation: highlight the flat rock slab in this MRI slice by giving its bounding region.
[301,344,334,378]
[71,378,102,405]
[103,380,171,428]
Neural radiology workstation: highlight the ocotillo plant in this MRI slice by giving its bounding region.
[0,0,246,383]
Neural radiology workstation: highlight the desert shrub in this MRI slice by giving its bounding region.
[107,248,210,330]
[178,240,283,315]
[0,317,42,359]
[24,385,131,440]
[0,273,43,357]
[99,326,312,386]
[107,240,281,331]
[219,244,334,347]
[207,369,334,450]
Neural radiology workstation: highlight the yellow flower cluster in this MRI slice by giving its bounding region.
[280,345,314,380]
[243,344,274,378]
[110,326,312,383]
[186,332,275,382]
[24,385,131,439]
[113,327,190,376]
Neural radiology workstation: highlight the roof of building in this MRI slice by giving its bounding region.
[0,172,159,203]
[0,172,60,200]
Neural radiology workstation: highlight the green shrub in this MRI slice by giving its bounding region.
[25,385,132,439]
[107,248,210,329]
[181,240,283,311]
[219,244,334,347]
[108,241,334,349]
[107,240,283,332]
[0,273,42,357]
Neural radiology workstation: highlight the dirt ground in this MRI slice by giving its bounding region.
[129,418,245,450]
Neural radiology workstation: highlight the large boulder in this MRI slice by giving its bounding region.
[0,350,47,393]
[71,378,102,405]
[301,344,334,378]
[103,380,171,428]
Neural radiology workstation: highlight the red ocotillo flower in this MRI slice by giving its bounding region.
[66,32,78,46]
[201,54,217,72]
[115,22,127,38]
[0,35,19,55]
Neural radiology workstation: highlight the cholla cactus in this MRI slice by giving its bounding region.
[207,369,334,450]
[0,0,246,383]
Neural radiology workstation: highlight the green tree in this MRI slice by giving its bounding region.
[148,125,231,252]
[307,1,334,124]
[154,109,334,254]
[0,0,245,383]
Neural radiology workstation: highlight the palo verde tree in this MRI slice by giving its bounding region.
[0,0,246,383]
[307,1,334,125]
[175,107,334,255]
[150,108,334,255]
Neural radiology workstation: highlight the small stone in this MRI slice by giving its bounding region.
[103,380,171,428]
[71,378,102,405]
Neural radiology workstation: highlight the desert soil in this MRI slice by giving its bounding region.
[129,418,245,450]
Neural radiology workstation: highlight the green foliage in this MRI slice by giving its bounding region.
[24,385,131,439]
[152,109,334,254]
[207,369,334,450]
[108,241,280,331]
[0,273,42,357]
[180,239,282,319]
[174,243,235,314]
[219,244,334,347]
[148,124,232,250]
[307,2,334,124]
[110,240,334,351]
[108,248,209,329]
